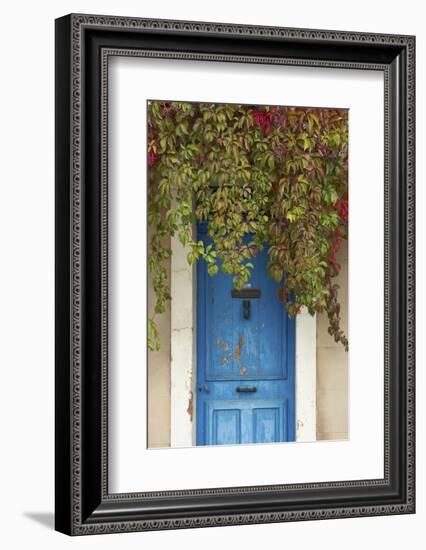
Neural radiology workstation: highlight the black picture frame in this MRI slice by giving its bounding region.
[55,13,415,535]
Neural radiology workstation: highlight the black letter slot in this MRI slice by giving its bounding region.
[231,289,261,299]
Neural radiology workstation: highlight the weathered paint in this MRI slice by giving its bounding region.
[196,223,296,446]
[187,391,194,422]
[170,233,194,448]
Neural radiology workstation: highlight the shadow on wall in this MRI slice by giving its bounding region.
[23,512,54,530]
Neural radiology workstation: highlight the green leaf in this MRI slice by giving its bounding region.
[208,264,219,276]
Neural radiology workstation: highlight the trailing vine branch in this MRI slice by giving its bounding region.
[147,101,349,352]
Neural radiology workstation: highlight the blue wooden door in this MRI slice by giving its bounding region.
[196,224,295,446]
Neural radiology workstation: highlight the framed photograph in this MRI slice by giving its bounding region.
[55,14,415,535]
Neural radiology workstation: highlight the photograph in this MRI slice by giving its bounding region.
[147,100,349,447]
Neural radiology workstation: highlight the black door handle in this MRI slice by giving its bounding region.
[243,300,250,319]
[236,386,257,393]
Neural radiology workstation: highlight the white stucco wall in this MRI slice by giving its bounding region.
[170,235,194,448]
[296,309,317,442]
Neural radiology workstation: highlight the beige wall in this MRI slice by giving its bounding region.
[316,240,349,440]
[147,234,171,448]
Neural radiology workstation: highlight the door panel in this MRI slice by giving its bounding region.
[205,399,288,445]
[197,223,295,446]
[208,405,241,445]
[252,402,287,444]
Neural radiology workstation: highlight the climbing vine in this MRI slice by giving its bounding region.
[147,101,348,351]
